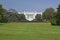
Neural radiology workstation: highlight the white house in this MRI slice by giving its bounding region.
[18,11,42,21]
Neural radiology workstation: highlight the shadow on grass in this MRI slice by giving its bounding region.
[51,24,60,26]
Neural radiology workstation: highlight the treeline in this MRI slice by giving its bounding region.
[0,4,42,22]
[0,4,60,25]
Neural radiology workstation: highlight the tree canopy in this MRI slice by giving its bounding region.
[42,8,55,21]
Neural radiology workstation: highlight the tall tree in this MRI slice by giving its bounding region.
[42,8,55,21]
[0,4,7,22]
[56,4,60,25]
[0,4,3,20]
[51,4,60,25]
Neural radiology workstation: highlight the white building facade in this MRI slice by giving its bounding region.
[18,12,42,21]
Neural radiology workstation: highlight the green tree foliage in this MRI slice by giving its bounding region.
[35,14,42,22]
[42,8,55,22]
[0,4,7,23]
[16,14,27,22]
[0,4,3,20]
[6,9,19,22]
[50,12,57,25]
[6,9,26,22]
[51,4,60,25]
[56,4,60,25]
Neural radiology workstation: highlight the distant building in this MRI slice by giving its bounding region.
[18,11,42,21]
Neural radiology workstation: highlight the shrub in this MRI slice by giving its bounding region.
[51,19,56,25]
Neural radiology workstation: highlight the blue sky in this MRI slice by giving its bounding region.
[0,0,60,12]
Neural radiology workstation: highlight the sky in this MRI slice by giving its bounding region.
[0,0,60,12]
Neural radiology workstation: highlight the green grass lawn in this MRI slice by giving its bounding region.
[0,23,60,40]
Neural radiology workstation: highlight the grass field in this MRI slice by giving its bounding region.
[0,23,60,40]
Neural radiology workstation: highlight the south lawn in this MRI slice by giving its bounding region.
[0,23,60,40]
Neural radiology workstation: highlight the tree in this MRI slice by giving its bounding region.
[0,4,7,23]
[6,9,19,22]
[20,14,26,21]
[0,4,3,21]
[51,4,60,25]
[56,4,60,25]
[50,12,57,25]
[35,14,42,22]
[42,8,55,22]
